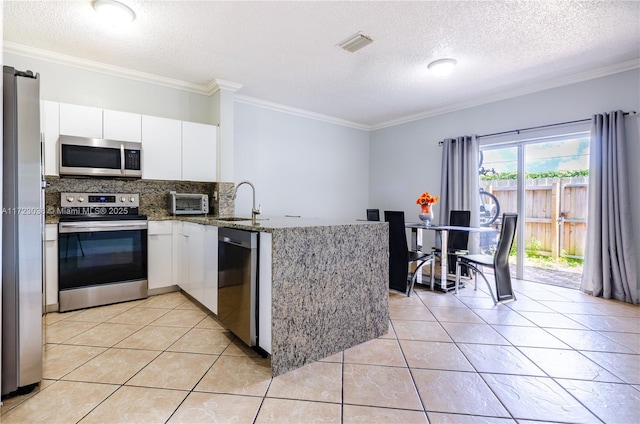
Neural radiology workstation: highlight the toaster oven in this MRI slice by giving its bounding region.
[168,192,209,215]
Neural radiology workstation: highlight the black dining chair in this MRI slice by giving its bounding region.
[366,209,380,221]
[432,210,471,274]
[384,211,433,296]
[454,213,518,305]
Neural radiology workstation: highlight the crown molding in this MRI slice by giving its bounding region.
[206,78,244,94]
[3,42,242,96]
[6,42,637,131]
[234,94,371,131]
[371,59,640,130]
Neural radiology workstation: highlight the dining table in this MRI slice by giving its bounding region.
[406,222,497,293]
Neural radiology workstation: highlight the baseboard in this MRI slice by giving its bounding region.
[45,303,59,313]
[147,285,179,296]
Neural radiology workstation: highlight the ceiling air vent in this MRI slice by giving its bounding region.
[337,32,373,53]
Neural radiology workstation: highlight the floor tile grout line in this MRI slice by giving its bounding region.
[395,332,430,417]
[19,288,640,423]
[414,287,609,422]
[53,293,208,423]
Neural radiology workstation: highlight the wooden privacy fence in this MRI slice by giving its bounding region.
[481,177,588,259]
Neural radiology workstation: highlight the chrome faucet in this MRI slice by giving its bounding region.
[233,180,261,225]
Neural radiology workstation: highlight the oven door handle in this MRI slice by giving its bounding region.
[59,221,148,233]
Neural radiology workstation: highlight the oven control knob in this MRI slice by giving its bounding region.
[66,196,74,202]
[129,197,135,202]
[78,196,84,202]
[120,196,126,202]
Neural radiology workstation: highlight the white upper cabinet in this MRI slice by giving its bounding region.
[182,121,217,182]
[59,103,141,143]
[141,115,182,181]
[50,101,217,182]
[103,109,141,142]
[41,100,60,176]
[59,103,103,138]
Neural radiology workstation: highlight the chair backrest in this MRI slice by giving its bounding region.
[366,209,380,221]
[448,210,471,251]
[493,213,518,299]
[384,211,409,292]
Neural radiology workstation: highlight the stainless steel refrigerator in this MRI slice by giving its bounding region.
[2,66,43,396]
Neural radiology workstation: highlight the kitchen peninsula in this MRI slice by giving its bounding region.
[44,178,389,376]
[190,216,389,376]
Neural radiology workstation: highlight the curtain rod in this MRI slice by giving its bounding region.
[438,110,637,144]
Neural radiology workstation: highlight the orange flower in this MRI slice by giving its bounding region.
[416,191,439,206]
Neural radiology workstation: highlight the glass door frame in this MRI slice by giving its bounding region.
[480,131,589,281]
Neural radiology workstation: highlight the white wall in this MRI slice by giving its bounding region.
[233,101,370,220]
[370,69,640,293]
[3,52,216,125]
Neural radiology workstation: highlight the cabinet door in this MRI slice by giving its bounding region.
[103,109,141,142]
[173,221,188,290]
[44,224,58,311]
[142,115,182,180]
[41,101,59,176]
[202,225,218,314]
[59,103,103,138]
[186,223,205,305]
[148,221,173,290]
[182,122,217,182]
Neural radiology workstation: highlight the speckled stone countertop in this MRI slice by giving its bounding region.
[182,215,390,376]
[176,215,381,233]
[267,221,388,376]
[44,175,389,377]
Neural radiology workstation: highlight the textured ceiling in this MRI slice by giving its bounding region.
[3,1,640,128]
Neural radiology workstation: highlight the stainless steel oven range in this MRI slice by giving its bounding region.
[57,192,148,312]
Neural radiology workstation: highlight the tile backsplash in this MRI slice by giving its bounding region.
[45,177,234,222]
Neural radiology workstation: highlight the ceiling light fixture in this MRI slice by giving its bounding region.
[428,58,457,76]
[338,32,373,53]
[93,0,136,24]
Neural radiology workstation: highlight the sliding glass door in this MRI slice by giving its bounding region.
[480,134,589,288]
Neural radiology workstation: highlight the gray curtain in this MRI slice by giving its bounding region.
[439,136,480,252]
[581,111,638,304]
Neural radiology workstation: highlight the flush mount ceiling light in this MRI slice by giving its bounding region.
[428,58,457,76]
[93,0,136,24]
[337,32,374,53]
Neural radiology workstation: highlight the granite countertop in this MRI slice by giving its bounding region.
[176,215,385,233]
[46,212,386,232]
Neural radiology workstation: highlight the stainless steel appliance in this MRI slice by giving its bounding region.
[57,192,148,312]
[2,66,43,396]
[218,228,258,346]
[168,191,209,215]
[59,135,142,178]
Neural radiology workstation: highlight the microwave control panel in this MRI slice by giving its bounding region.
[124,149,141,170]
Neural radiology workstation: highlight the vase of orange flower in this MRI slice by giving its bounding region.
[416,191,439,226]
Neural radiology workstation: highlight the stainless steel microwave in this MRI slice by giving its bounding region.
[168,191,209,215]
[59,135,142,178]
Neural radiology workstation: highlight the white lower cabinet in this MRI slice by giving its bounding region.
[147,221,174,290]
[44,224,58,311]
[186,222,205,306]
[168,221,217,312]
[172,221,189,291]
[202,225,218,314]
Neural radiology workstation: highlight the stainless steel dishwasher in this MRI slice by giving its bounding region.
[218,227,258,347]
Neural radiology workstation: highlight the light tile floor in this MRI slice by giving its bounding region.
[1,280,639,423]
